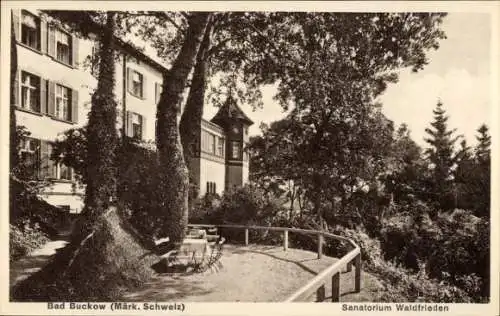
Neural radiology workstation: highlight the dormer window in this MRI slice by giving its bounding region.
[21,11,40,50]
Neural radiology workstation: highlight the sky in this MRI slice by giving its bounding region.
[203,12,493,149]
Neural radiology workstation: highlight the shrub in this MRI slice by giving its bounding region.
[11,208,158,301]
[10,221,49,261]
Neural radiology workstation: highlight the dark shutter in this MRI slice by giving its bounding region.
[126,68,132,94]
[48,81,55,116]
[141,114,146,140]
[40,78,47,114]
[71,89,78,123]
[39,141,55,179]
[35,139,44,180]
[71,35,78,68]
[12,70,19,107]
[155,82,161,104]
[126,111,133,137]
[40,19,47,54]
[12,10,20,41]
[141,74,147,99]
[206,182,210,194]
[47,25,55,57]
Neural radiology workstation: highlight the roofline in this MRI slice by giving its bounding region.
[114,38,169,74]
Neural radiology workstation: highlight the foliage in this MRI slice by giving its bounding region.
[155,12,212,242]
[423,101,459,211]
[11,208,158,301]
[83,11,119,225]
[379,206,489,300]
[10,222,49,262]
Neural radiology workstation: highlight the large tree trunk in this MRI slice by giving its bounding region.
[156,12,211,243]
[180,20,213,178]
[84,11,119,227]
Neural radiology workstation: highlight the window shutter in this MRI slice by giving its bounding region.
[126,111,133,137]
[39,141,54,179]
[12,10,20,41]
[71,35,79,68]
[155,82,161,104]
[71,89,78,123]
[40,19,47,54]
[38,140,47,179]
[126,68,133,94]
[142,74,147,99]
[12,70,19,107]
[47,81,55,116]
[40,78,47,114]
[47,25,55,57]
[141,114,147,140]
[206,182,209,194]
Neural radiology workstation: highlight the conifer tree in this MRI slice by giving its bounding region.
[473,124,491,217]
[424,101,458,210]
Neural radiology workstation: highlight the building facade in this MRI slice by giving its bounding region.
[12,9,252,213]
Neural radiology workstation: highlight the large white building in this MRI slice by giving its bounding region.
[12,9,253,213]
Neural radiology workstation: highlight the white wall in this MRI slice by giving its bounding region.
[199,157,226,196]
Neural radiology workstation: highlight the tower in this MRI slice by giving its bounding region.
[211,95,253,191]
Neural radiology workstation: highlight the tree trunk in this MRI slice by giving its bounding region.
[179,19,213,203]
[84,11,118,226]
[180,20,213,168]
[156,12,211,243]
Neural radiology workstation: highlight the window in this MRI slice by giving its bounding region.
[217,137,225,157]
[132,112,143,140]
[131,70,143,98]
[55,29,71,64]
[201,130,216,155]
[59,163,72,180]
[206,182,216,195]
[231,141,241,159]
[21,11,40,50]
[21,71,41,112]
[55,84,72,121]
[19,138,39,179]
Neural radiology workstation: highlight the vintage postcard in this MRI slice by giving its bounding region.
[1,1,498,315]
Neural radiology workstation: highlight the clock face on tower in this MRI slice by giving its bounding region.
[232,126,240,134]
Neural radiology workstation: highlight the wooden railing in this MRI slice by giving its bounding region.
[188,223,362,302]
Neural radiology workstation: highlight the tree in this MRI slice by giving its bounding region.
[83,11,119,226]
[472,124,491,217]
[155,12,211,242]
[424,101,458,211]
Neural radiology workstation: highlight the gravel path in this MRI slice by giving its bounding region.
[123,244,380,302]
[10,239,69,286]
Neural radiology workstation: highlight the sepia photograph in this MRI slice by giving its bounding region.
[1,1,498,315]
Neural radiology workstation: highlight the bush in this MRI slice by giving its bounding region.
[10,221,49,261]
[379,205,489,301]
[193,185,286,244]
[11,208,158,301]
[117,139,162,239]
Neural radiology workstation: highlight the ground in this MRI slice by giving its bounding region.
[123,244,383,302]
[10,241,383,302]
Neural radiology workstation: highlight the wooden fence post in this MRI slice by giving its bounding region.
[317,233,323,259]
[316,285,325,302]
[244,228,249,246]
[283,229,288,251]
[354,253,362,292]
[331,272,340,302]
